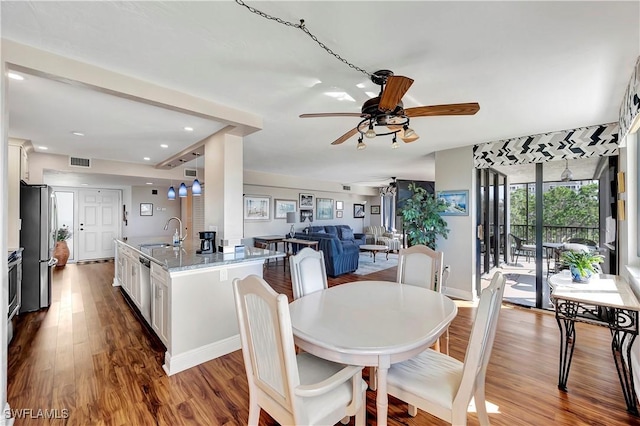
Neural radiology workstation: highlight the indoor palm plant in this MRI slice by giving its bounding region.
[560,250,604,283]
[398,183,449,250]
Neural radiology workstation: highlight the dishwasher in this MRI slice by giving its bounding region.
[138,256,152,324]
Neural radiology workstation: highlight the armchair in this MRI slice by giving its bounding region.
[364,225,402,253]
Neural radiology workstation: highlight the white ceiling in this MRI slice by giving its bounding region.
[2,1,638,188]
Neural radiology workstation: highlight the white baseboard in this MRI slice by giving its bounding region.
[444,287,474,301]
[162,334,241,376]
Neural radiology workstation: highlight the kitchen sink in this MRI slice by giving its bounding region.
[139,242,172,254]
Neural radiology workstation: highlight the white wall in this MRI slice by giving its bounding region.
[1,56,10,426]
[620,132,639,292]
[128,186,182,239]
[435,146,476,301]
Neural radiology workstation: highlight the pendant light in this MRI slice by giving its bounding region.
[168,173,176,200]
[192,152,202,196]
[178,182,188,198]
[560,159,573,182]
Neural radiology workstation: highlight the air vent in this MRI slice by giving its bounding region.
[342,185,351,191]
[69,156,91,168]
[184,168,197,178]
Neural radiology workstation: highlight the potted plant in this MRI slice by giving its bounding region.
[54,225,72,267]
[398,183,449,250]
[560,250,604,283]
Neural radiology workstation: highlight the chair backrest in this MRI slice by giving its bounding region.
[289,247,328,300]
[396,244,444,292]
[233,275,301,421]
[509,233,523,249]
[455,272,506,409]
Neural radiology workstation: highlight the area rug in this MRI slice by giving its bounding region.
[353,252,398,276]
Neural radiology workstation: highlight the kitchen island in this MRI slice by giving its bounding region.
[113,237,284,375]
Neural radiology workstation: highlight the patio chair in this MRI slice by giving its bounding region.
[509,233,535,264]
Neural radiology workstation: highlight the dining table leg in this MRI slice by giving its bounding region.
[376,357,391,426]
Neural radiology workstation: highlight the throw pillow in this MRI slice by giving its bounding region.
[341,228,355,241]
[315,229,326,234]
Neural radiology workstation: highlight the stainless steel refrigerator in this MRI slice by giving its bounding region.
[19,183,58,312]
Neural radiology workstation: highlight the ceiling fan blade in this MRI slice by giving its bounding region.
[404,102,480,117]
[300,112,364,118]
[378,76,414,112]
[331,128,359,145]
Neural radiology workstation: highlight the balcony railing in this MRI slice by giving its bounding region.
[510,224,599,244]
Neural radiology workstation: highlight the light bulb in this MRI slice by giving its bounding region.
[403,126,415,138]
[560,159,573,182]
[192,179,202,196]
[179,183,188,197]
[168,186,176,200]
[392,140,399,149]
[357,138,367,150]
[365,125,376,139]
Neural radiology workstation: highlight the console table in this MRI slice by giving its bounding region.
[549,273,640,414]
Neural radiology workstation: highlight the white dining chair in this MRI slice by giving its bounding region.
[386,271,507,426]
[396,244,444,292]
[233,275,367,426]
[289,247,328,300]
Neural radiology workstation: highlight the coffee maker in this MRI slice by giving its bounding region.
[197,231,216,254]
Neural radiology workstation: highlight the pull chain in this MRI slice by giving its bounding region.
[235,0,372,79]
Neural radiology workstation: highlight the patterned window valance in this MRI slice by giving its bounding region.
[473,122,619,168]
[619,56,640,139]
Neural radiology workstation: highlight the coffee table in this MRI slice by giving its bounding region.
[359,244,389,262]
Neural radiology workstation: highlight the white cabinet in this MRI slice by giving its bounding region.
[129,252,141,307]
[151,263,170,346]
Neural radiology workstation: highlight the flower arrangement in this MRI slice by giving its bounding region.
[56,225,72,242]
[560,250,604,282]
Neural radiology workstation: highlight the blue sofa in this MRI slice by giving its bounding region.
[293,225,365,277]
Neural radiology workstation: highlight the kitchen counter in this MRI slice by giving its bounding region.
[116,237,284,272]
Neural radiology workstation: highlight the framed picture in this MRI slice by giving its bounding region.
[274,199,297,219]
[371,205,380,215]
[353,203,365,218]
[300,210,314,223]
[299,193,314,210]
[140,203,153,216]
[437,190,469,216]
[336,210,343,218]
[336,201,344,210]
[244,195,271,221]
[316,198,333,220]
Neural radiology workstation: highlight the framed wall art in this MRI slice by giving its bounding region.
[336,210,343,218]
[140,203,153,216]
[437,190,469,216]
[274,199,297,219]
[244,195,271,221]
[316,198,333,220]
[299,193,314,210]
[336,201,344,210]
[353,203,365,218]
[300,210,314,223]
[371,205,380,215]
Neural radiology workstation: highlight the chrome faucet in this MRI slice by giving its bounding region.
[164,217,187,244]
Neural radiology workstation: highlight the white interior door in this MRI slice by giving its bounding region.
[78,189,120,261]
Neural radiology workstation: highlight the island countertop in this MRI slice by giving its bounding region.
[115,237,285,272]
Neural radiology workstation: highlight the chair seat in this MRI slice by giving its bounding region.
[378,236,402,251]
[298,353,368,424]
[387,349,463,412]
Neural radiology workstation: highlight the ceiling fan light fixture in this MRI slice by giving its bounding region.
[403,125,415,138]
[365,125,376,139]
[391,135,399,149]
[560,159,573,182]
[356,137,367,150]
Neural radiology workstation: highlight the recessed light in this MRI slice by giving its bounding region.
[324,92,355,102]
[71,131,85,136]
[160,144,169,148]
[7,72,24,81]
[356,83,366,89]
[81,183,88,186]
[184,127,194,132]
[143,157,151,161]
[38,146,48,150]
[146,182,153,185]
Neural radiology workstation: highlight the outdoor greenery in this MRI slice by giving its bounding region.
[510,183,599,240]
[397,183,449,249]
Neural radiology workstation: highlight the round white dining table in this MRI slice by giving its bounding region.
[288,280,458,426]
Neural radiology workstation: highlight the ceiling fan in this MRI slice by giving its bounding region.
[300,70,480,148]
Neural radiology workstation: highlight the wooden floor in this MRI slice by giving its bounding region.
[7,260,640,425]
